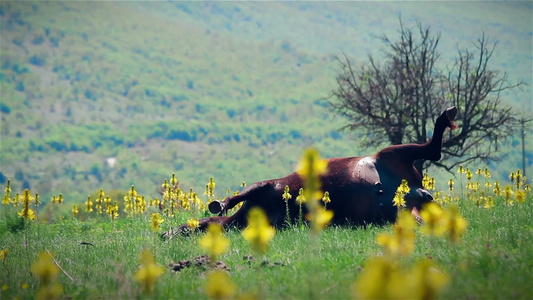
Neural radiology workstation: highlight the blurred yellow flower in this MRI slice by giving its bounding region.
[2,181,11,205]
[443,205,468,243]
[296,148,328,201]
[0,249,8,259]
[187,218,200,230]
[306,208,334,235]
[353,256,396,299]
[85,196,93,213]
[353,257,449,300]
[466,168,473,180]
[199,223,230,262]
[35,282,63,300]
[515,190,526,204]
[72,205,79,217]
[107,202,119,221]
[509,172,516,184]
[1,284,7,291]
[394,259,450,300]
[420,202,446,237]
[134,249,164,294]
[31,252,59,284]
[205,270,237,300]
[377,211,415,256]
[242,208,275,255]
[150,213,164,232]
[484,167,491,178]
[170,173,178,186]
[482,196,495,209]
[448,179,454,191]
[457,165,465,174]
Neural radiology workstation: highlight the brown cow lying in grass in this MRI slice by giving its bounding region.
[161,106,457,239]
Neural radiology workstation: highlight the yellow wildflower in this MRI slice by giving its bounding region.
[282,185,292,202]
[448,179,454,191]
[205,270,237,300]
[466,168,473,180]
[18,189,36,221]
[353,256,397,299]
[150,213,164,232]
[321,191,331,204]
[296,188,306,204]
[1,284,6,291]
[296,147,328,202]
[72,205,79,217]
[515,190,526,204]
[242,208,275,255]
[31,252,59,284]
[392,180,409,209]
[85,196,93,212]
[422,174,435,191]
[396,259,450,300]
[515,169,523,188]
[170,173,178,186]
[2,194,9,205]
[392,193,405,209]
[187,218,200,230]
[503,185,513,206]
[443,205,468,243]
[457,165,465,174]
[199,223,230,262]
[35,282,63,300]
[208,177,216,191]
[34,193,40,207]
[483,196,495,209]
[108,202,119,221]
[484,168,491,178]
[134,249,164,294]
[420,202,446,237]
[493,181,501,196]
[161,179,169,191]
[306,207,334,235]
[0,249,8,259]
[377,210,415,256]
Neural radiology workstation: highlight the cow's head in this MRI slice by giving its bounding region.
[405,187,434,224]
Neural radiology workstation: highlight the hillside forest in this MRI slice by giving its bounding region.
[0,1,531,207]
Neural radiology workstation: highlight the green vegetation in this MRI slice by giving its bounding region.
[0,166,531,299]
[0,2,531,207]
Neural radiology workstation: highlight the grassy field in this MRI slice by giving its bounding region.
[1,165,532,300]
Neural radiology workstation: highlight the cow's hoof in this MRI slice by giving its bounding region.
[208,200,223,214]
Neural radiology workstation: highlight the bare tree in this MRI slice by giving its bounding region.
[329,19,526,172]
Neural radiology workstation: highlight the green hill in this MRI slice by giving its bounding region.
[0,1,531,204]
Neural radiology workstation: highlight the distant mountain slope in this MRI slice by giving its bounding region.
[0,1,531,203]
